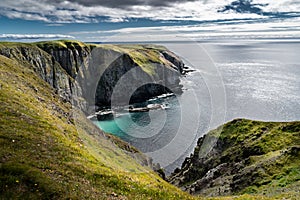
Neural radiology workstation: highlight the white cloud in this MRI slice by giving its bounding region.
[2,10,50,22]
[74,18,300,42]
[0,0,299,42]
[0,34,75,40]
[1,0,299,24]
[252,0,300,13]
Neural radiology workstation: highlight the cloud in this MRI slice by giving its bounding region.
[1,10,51,22]
[72,18,300,42]
[0,34,75,40]
[50,0,199,9]
[0,0,299,23]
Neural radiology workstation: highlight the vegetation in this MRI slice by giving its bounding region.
[0,52,194,199]
[170,118,300,199]
[35,40,86,50]
[218,119,300,198]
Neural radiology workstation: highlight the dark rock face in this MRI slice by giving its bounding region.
[0,41,184,111]
[37,42,91,79]
[94,53,182,107]
[168,119,300,197]
[38,42,184,108]
[161,51,185,74]
[129,84,172,104]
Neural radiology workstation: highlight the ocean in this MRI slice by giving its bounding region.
[93,39,300,174]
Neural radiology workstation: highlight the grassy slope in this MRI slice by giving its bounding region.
[221,119,300,197]
[192,119,300,199]
[0,53,194,199]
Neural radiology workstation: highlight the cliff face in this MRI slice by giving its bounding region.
[168,119,300,197]
[0,43,74,102]
[32,41,184,109]
[0,41,184,112]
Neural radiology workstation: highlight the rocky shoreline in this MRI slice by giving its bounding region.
[87,92,173,121]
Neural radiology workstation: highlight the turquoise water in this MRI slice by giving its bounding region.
[93,96,184,154]
[93,111,168,139]
[93,117,129,138]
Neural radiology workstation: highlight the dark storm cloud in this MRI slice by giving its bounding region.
[51,0,199,8]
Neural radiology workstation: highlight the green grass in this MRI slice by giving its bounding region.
[196,119,300,199]
[0,54,195,199]
[223,120,300,195]
[218,119,300,161]
[35,40,86,50]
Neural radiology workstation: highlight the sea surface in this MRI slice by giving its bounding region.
[93,39,300,174]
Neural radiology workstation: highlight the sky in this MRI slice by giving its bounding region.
[1,0,300,42]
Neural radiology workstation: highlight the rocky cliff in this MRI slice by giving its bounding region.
[168,119,300,198]
[34,41,184,109]
[0,42,74,102]
[0,41,184,112]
